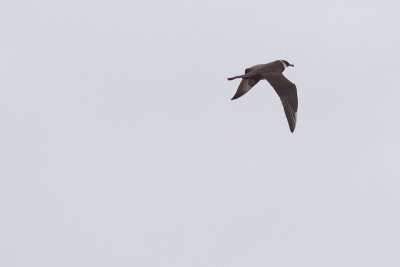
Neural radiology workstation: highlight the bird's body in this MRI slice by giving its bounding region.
[227,60,298,132]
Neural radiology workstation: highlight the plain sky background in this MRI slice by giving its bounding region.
[1,0,400,266]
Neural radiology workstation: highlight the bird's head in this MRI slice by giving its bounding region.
[281,60,294,69]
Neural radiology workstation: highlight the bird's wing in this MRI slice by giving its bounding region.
[265,73,298,132]
[231,76,261,100]
[230,65,265,100]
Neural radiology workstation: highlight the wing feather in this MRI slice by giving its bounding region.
[266,74,298,132]
[229,64,267,100]
[231,77,261,100]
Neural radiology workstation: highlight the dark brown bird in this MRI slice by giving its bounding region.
[227,60,298,132]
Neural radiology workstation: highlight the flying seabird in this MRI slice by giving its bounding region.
[227,60,298,132]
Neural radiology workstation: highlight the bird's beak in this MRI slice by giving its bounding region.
[289,64,294,67]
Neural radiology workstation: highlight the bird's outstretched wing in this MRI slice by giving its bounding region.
[230,66,264,100]
[266,73,298,132]
[231,77,260,100]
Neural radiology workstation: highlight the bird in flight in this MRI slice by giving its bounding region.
[227,60,298,132]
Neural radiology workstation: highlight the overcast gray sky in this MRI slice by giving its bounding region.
[1,0,400,266]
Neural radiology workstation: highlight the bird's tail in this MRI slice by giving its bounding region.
[227,74,245,81]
